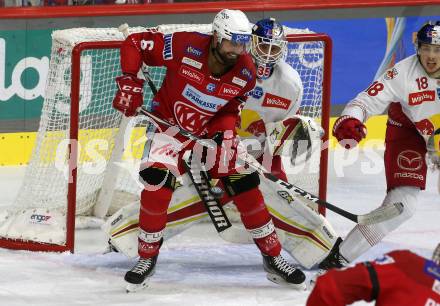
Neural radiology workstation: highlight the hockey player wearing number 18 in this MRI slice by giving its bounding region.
[111,9,306,292]
[319,21,440,271]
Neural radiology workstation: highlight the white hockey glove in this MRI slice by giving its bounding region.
[265,115,323,164]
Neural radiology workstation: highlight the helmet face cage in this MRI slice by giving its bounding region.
[251,18,288,68]
[416,21,440,50]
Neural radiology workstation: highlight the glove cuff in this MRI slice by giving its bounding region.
[333,115,355,135]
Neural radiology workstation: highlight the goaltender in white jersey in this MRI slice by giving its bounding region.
[102,18,339,270]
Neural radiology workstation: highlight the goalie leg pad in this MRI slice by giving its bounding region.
[139,167,177,191]
[221,171,260,197]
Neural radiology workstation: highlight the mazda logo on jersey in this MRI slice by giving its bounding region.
[182,84,227,112]
[397,150,423,171]
[179,65,204,84]
[218,83,240,98]
[174,101,211,132]
[408,90,435,106]
[262,93,291,110]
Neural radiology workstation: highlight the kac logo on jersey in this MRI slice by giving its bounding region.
[174,101,211,132]
[186,45,202,57]
[206,83,216,93]
[163,34,173,60]
[249,86,263,99]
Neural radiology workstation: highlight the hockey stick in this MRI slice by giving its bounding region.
[136,106,403,225]
[181,152,253,243]
[119,23,402,225]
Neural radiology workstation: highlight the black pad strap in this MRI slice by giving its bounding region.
[221,171,260,197]
[364,262,380,301]
[139,167,176,190]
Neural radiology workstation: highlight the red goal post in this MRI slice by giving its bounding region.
[0,25,331,253]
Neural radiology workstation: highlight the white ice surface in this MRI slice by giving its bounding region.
[0,151,439,306]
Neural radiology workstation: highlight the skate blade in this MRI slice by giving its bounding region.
[126,280,150,293]
[266,273,307,291]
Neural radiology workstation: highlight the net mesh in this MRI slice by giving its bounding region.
[0,25,328,246]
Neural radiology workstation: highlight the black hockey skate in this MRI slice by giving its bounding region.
[262,253,306,290]
[124,255,158,292]
[318,237,347,270]
[310,237,348,288]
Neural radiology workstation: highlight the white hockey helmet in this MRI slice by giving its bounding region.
[212,9,252,47]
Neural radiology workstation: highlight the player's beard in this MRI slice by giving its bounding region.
[212,45,239,67]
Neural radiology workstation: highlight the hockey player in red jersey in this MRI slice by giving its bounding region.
[318,21,440,272]
[112,9,306,291]
[307,243,440,306]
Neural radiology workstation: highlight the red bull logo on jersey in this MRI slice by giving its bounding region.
[408,90,435,106]
[179,66,204,84]
[218,83,241,98]
[262,93,291,110]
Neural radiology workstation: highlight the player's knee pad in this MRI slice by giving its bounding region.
[139,167,177,190]
[221,171,260,197]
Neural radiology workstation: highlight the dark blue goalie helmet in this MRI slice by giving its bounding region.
[416,21,440,47]
[251,18,287,79]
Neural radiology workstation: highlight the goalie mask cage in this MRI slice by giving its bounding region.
[0,24,331,253]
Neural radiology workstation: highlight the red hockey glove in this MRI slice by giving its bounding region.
[333,115,367,149]
[112,74,145,117]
